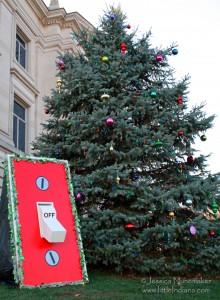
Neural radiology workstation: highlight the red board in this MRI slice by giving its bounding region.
[11,159,86,287]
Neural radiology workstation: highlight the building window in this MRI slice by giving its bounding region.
[13,101,26,152]
[16,33,27,69]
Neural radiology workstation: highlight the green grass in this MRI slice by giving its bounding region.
[1,271,220,300]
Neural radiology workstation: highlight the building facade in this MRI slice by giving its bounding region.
[0,0,93,190]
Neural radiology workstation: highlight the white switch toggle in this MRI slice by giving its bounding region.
[37,202,66,243]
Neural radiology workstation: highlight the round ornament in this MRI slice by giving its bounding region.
[156,54,163,62]
[120,42,127,55]
[56,58,65,71]
[110,14,116,20]
[172,48,178,55]
[127,24,131,29]
[189,225,197,235]
[76,192,84,201]
[185,199,193,206]
[178,130,184,137]
[131,171,139,181]
[208,230,216,237]
[187,155,194,164]
[101,93,110,101]
[200,134,207,141]
[101,56,109,63]
[150,90,157,98]
[45,108,49,114]
[169,211,175,218]
[124,223,135,230]
[106,117,114,126]
[177,96,183,105]
[154,140,163,147]
[211,200,219,215]
[120,42,127,51]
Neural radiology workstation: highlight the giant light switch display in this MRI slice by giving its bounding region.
[5,155,88,287]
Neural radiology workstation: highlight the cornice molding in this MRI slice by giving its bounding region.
[26,0,94,31]
[1,0,18,12]
[10,67,39,96]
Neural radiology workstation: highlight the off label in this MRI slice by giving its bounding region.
[44,212,55,218]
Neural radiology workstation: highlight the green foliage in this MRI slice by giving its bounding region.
[34,7,220,275]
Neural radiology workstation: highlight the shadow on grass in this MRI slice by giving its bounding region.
[0,270,220,300]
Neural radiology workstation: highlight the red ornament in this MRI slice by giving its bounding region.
[120,42,127,50]
[178,130,184,137]
[120,42,127,55]
[106,117,114,126]
[177,96,183,105]
[187,155,194,164]
[56,58,65,71]
[44,108,49,114]
[125,223,135,230]
[127,24,131,29]
[208,230,216,237]
[156,54,163,62]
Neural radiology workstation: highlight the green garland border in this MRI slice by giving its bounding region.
[5,154,88,288]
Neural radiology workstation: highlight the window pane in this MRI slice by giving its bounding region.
[14,101,25,120]
[13,115,18,148]
[16,34,25,48]
[16,40,19,61]
[18,120,25,152]
[19,45,26,68]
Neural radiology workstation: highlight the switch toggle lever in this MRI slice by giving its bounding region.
[37,202,66,243]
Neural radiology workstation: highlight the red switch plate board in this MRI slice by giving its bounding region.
[6,155,88,288]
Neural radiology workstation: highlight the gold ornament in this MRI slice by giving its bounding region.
[101,94,110,101]
[169,211,175,218]
[116,176,120,184]
[101,56,109,62]
[56,79,62,93]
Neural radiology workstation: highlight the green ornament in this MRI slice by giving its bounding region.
[154,139,163,147]
[211,200,218,216]
[150,91,157,98]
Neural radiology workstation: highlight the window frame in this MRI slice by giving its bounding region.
[13,99,27,153]
[15,29,28,69]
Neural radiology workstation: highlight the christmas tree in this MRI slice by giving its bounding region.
[34,7,220,275]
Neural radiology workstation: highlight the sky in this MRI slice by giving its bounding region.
[44,0,220,173]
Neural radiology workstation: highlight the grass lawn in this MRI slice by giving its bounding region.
[0,270,220,300]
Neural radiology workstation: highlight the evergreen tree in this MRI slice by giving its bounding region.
[35,7,220,275]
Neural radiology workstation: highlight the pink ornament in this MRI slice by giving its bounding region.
[106,117,114,126]
[189,225,197,235]
[56,58,65,71]
[156,54,163,62]
[76,192,82,201]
